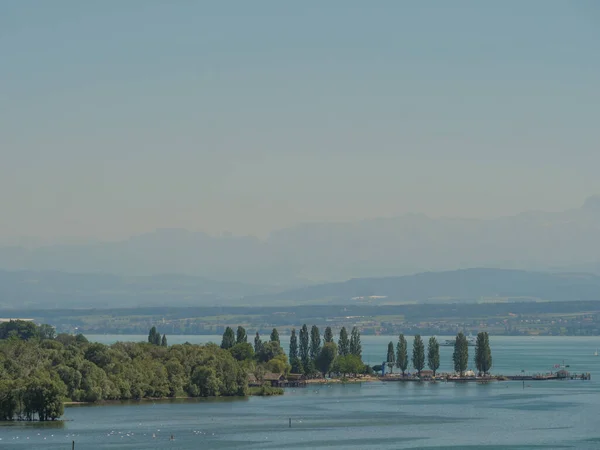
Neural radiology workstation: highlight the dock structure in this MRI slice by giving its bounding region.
[380,370,591,383]
[248,372,308,388]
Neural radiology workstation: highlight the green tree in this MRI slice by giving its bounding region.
[324,326,334,343]
[229,342,254,361]
[453,332,469,376]
[349,327,362,358]
[289,328,301,373]
[333,355,364,377]
[254,332,262,354]
[427,336,440,376]
[190,366,220,397]
[289,328,298,360]
[265,353,290,374]
[221,327,235,350]
[257,341,285,363]
[270,328,280,344]
[161,334,168,347]
[0,380,21,420]
[23,376,66,421]
[396,334,408,376]
[412,335,425,376]
[474,332,492,375]
[386,341,395,373]
[236,326,247,344]
[315,342,337,376]
[310,325,321,360]
[38,324,56,340]
[299,324,310,371]
[0,320,39,340]
[148,326,159,345]
[338,327,350,356]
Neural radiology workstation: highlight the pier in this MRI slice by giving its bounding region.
[380,370,591,383]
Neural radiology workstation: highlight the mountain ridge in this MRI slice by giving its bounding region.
[1,268,600,310]
[1,197,600,283]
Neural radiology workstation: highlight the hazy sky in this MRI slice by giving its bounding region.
[2,1,599,242]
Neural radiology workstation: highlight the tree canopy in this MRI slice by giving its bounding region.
[427,336,440,376]
[236,326,247,344]
[299,324,309,369]
[253,332,262,354]
[309,325,321,360]
[386,341,395,372]
[453,332,469,376]
[324,326,334,343]
[396,334,408,375]
[270,328,280,344]
[148,326,162,346]
[349,327,362,358]
[0,325,250,421]
[338,327,350,357]
[474,332,492,375]
[412,335,425,376]
[221,327,236,350]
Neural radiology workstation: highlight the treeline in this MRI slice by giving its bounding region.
[220,324,367,378]
[0,321,249,421]
[384,332,493,377]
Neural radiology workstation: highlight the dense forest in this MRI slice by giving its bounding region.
[0,320,368,422]
[0,321,250,421]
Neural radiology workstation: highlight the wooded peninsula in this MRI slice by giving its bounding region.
[0,320,367,421]
[0,319,498,422]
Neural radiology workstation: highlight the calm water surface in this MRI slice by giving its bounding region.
[2,335,600,449]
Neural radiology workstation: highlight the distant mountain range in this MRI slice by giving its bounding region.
[0,270,277,309]
[2,268,600,310]
[245,268,600,305]
[1,196,600,284]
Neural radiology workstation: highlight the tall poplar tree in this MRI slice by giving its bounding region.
[324,326,334,343]
[453,332,469,377]
[236,326,247,344]
[338,327,350,356]
[270,328,280,344]
[148,327,158,345]
[349,327,362,358]
[386,341,395,373]
[475,331,492,375]
[396,334,408,376]
[299,324,310,369]
[310,325,321,360]
[254,331,263,354]
[427,336,440,376]
[289,328,301,373]
[412,335,425,376]
[221,327,235,349]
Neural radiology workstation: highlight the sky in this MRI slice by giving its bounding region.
[1,1,599,243]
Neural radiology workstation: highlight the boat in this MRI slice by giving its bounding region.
[594,349,598,356]
[440,335,477,347]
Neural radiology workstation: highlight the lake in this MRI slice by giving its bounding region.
[1,335,599,449]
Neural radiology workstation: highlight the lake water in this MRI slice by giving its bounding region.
[2,335,600,449]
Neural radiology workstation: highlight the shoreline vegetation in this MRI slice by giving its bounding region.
[0,321,588,422]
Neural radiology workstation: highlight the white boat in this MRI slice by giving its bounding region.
[440,335,477,347]
[594,349,598,356]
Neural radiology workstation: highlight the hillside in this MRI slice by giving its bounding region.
[244,268,600,305]
[2,268,600,310]
[0,271,279,309]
